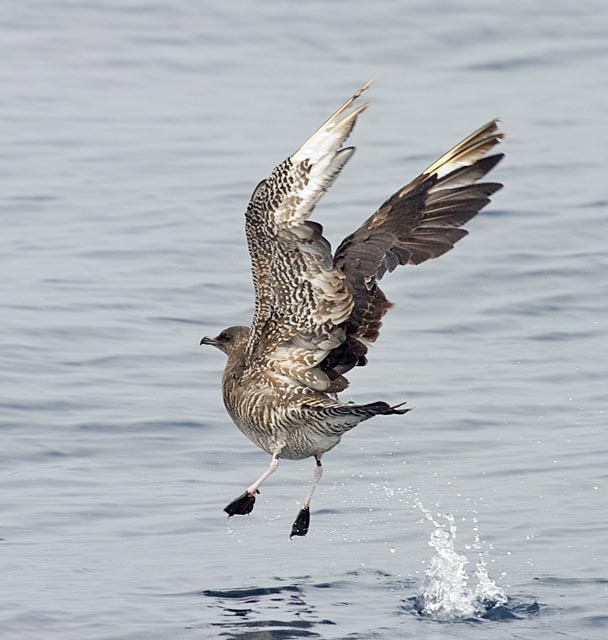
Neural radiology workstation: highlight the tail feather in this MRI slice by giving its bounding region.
[362,400,411,416]
[300,398,410,437]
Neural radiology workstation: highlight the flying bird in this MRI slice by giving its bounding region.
[201,82,504,538]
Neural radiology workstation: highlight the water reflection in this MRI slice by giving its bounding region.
[199,581,326,639]
[197,569,540,638]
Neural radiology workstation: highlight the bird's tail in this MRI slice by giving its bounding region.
[301,398,410,438]
[360,400,411,416]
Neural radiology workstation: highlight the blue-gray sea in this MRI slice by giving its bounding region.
[1,1,607,638]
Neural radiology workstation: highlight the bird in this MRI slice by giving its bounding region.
[200,81,504,538]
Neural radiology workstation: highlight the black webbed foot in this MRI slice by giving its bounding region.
[290,506,310,538]
[224,490,259,516]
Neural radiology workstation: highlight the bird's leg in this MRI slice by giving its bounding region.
[290,457,323,538]
[247,454,280,495]
[224,454,280,517]
[302,457,323,510]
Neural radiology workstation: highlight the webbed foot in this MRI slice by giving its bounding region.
[224,490,259,516]
[290,506,310,538]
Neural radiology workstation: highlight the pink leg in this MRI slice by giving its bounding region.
[246,454,280,495]
[224,453,281,517]
[290,457,323,538]
[302,460,323,508]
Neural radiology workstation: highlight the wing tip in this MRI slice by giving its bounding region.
[356,78,374,97]
[421,119,506,179]
[294,86,371,163]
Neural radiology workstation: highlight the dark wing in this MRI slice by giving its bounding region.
[323,120,505,387]
[244,82,372,392]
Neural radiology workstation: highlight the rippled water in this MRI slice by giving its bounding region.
[2,1,607,638]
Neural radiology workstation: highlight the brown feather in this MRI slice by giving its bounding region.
[327,126,505,385]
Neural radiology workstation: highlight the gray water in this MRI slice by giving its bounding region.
[2,1,607,638]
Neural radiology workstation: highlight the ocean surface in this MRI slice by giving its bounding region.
[1,1,607,638]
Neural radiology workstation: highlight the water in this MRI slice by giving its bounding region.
[414,501,508,620]
[1,1,607,638]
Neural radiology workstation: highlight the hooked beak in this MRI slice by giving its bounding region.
[200,336,216,346]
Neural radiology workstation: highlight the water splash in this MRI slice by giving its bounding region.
[415,500,507,620]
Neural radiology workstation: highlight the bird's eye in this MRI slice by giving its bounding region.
[219,331,230,342]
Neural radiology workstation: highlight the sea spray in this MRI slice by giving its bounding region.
[415,500,506,619]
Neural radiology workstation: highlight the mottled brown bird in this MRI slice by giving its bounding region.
[201,82,504,537]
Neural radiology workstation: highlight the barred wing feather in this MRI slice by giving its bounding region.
[244,82,372,392]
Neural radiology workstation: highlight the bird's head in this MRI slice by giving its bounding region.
[200,326,250,357]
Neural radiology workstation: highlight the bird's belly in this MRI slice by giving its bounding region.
[277,433,341,460]
[223,388,341,460]
[231,415,341,460]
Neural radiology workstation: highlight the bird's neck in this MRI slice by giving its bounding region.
[222,350,246,389]
[221,351,247,421]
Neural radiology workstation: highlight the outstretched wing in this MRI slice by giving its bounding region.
[244,82,372,392]
[323,120,505,386]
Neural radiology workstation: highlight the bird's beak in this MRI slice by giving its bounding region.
[200,336,216,346]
